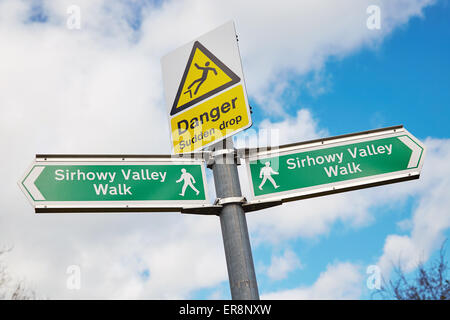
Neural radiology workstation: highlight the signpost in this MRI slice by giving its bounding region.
[245,126,425,203]
[18,20,427,302]
[161,21,252,154]
[19,155,209,213]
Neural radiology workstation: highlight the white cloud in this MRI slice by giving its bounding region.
[248,192,374,243]
[4,214,227,299]
[41,0,436,116]
[396,219,413,231]
[0,0,440,299]
[266,249,302,281]
[233,108,327,151]
[262,262,363,300]
[259,109,329,145]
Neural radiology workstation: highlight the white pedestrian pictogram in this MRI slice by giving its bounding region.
[176,168,200,196]
[259,162,280,190]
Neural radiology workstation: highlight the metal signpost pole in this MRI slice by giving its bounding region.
[210,139,259,300]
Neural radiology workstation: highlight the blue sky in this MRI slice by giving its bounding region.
[0,0,449,299]
[312,4,450,139]
[250,2,450,139]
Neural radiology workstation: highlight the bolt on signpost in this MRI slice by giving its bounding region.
[19,21,426,301]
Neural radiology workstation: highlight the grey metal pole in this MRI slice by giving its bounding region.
[210,139,259,300]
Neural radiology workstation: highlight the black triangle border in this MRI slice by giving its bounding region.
[170,41,241,116]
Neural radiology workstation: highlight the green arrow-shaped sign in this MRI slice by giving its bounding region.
[245,126,425,203]
[19,155,209,213]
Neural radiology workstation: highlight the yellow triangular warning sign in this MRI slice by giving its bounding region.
[170,41,240,116]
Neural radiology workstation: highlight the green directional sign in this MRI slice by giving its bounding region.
[19,155,209,213]
[245,126,425,202]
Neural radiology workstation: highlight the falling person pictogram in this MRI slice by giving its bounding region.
[258,162,280,190]
[176,168,200,196]
[184,61,217,98]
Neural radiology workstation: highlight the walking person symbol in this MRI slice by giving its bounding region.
[184,61,217,98]
[259,162,280,190]
[176,168,200,196]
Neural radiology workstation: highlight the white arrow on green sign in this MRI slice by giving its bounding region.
[245,126,425,203]
[19,155,209,213]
